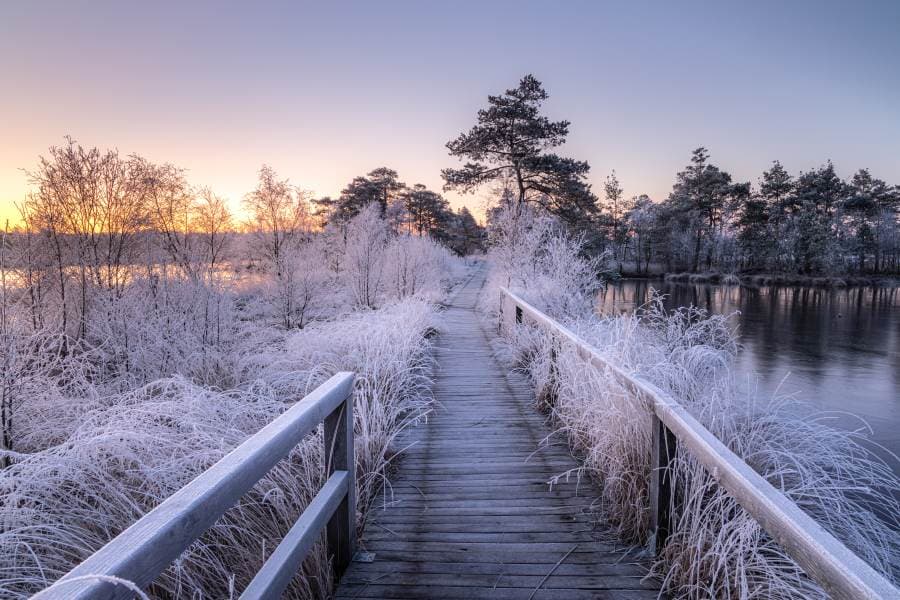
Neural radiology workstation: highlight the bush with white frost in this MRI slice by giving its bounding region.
[483,203,603,319]
[483,203,900,599]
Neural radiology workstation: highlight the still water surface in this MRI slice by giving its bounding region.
[597,280,900,466]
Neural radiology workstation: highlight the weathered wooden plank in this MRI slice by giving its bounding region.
[339,571,658,590]
[357,541,619,553]
[369,499,598,511]
[365,506,595,518]
[368,514,589,525]
[364,522,599,535]
[350,549,646,565]
[360,533,608,546]
[341,561,650,577]
[335,585,659,599]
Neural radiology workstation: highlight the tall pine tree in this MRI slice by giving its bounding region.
[442,74,598,228]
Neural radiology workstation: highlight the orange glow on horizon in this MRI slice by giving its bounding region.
[0,161,487,230]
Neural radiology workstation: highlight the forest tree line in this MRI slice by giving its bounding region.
[441,74,900,278]
[597,149,900,276]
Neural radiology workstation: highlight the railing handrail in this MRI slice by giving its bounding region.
[35,371,356,600]
[500,287,900,600]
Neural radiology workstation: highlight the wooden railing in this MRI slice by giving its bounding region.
[35,372,356,600]
[499,288,900,600]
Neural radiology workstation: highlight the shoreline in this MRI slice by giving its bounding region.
[609,270,900,288]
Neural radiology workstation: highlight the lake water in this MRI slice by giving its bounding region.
[597,280,900,467]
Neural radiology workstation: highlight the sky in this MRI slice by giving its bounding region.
[1,0,898,225]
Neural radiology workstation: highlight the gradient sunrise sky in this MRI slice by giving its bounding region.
[1,0,898,224]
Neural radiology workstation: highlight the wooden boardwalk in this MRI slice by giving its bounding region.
[336,267,661,599]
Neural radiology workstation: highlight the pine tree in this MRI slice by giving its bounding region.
[758,161,794,271]
[403,184,451,236]
[736,189,770,269]
[844,169,896,272]
[334,167,405,221]
[442,74,598,228]
[791,164,844,273]
[664,148,737,271]
[603,171,628,267]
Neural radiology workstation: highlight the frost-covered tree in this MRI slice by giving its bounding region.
[243,165,311,275]
[443,207,484,256]
[790,163,844,273]
[385,235,451,301]
[24,138,151,339]
[843,169,899,272]
[603,170,629,267]
[657,148,748,272]
[486,201,602,318]
[272,243,329,329]
[624,195,656,275]
[145,161,199,275]
[243,166,316,327]
[402,184,451,236]
[758,161,795,271]
[194,188,233,270]
[442,74,598,228]
[735,186,771,269]
[344,204,389,308]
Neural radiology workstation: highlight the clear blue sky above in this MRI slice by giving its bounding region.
[1,0,898,221]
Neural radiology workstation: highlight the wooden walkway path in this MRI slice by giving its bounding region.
[336,267,661,599]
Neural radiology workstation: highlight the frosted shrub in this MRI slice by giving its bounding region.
[482,203,603,320]
[344,205,388,308]
[384,234,458,302]
[0,329,96,461]
[269,243,332,329]
[88,273,238,389]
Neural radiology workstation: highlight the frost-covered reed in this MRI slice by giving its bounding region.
[483,203,900,599]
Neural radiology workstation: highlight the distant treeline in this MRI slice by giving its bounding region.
[437,74,900,278]
[595,149,900,277]
[8,138,485,271]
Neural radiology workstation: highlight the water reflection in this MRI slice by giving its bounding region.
[598,280,900,463]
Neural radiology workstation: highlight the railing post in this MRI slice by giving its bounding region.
[649,412,677,554]
[549,340,558,394]
[515,305,523,324]
[324,386,355,579]
[540,338,559,410]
